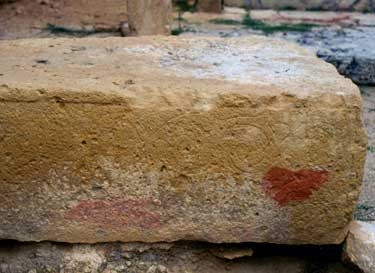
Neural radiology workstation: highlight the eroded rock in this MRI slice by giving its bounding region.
[344,221,375,273]
[0,36,367,244]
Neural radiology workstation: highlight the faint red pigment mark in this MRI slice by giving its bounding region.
[263,167,328,206]
[65,198,161,229]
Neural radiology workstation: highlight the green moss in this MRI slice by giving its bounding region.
[175,0,197,12]
[357,204,371,210]
[305,7,323,11]
[278,6,298,11]
[171,27,196,36]
[242,14,318,34]
[368,146,375,153]
[209,14,318,34]
[171,28,184,36]
[360,87,370,96]
[209,18,242,25]
[174,17,188,23]
[44,23,118,36]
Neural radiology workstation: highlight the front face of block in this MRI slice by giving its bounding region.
[0,37,367,244]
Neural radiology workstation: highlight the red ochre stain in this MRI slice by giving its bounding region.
[263,167,329,206]
[65,198,161,229]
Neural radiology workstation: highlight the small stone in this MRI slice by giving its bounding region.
[50,2,59,9]
[210,247,254,260]
[0,265,9,272]
[121,252,132,259]
[82,266,92,273]
[146,265,157,273]
[14,6,23,15]
[120,22,129,37]
[115,265,125,271]
[344,221,375,273]
[157,265,168,272]
[124,79,134,85]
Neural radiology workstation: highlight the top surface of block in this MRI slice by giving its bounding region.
[0,36,359,106]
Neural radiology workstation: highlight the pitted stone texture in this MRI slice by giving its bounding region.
[127,0,172,36]
[0,36,367,244]
[344,221,375,273]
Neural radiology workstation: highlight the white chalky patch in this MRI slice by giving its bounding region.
[359,221,375,240]
[123,39,314,85]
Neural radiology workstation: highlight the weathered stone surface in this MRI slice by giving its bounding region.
[344,221,375,273]
[0,36,367,244]
[198,0,223,13]
[179,9,375,85]
[127,0,172,36]
[224,0,375,12]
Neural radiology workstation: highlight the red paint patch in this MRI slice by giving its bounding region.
[65,198,161,229]
[263,167,328,206]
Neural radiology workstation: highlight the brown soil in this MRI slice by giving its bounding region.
[0,0,127,39]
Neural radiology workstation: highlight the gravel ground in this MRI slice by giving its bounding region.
[0,0,126,39]
[0,241,362,273]
[356,86,375,221]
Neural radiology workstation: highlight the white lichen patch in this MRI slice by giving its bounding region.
[122,38,319,85]
[359,221,375,240]
[64,245,105,270]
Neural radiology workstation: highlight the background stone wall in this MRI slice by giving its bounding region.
[224,0,375,12]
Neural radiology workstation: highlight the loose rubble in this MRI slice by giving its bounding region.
[344,221,375,273]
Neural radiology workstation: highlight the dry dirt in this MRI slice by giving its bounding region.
[0,241,363,273]
[0,0,127,39]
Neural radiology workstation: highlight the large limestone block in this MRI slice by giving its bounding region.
[127,0,172,36]
[344,221,375,273]
[0,36,367,244]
